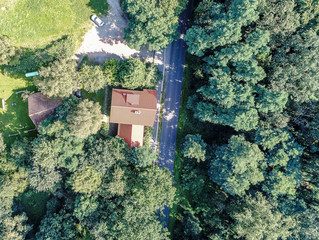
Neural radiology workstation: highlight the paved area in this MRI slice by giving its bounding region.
[157,1,193,226]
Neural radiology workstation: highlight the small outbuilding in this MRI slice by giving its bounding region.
[28,92,62,128]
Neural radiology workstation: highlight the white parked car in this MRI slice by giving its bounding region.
[90,15,105,27]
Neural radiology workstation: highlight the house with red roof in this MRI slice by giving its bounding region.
[109,89,157,147]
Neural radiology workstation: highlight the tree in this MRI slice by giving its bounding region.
[191,30,272,131]
[231,192,296,240]
[296,0,319,25]
[118,58,145,89]
[0,133,5,153]
[29,165,62,192]
[36,211,77,240]
[122,0,187,50]
[130,146,157,167]
[80,64,107,92]
[74,195,99,221]
[103,58,120,86]
[66,99,102,138]
[181,134,207,162]
[0,35,16,65]
[254,128,290,150]
[256,86,288,115]
[0,213,31,240]
[185,0,260,56]
[69,166,102,194]
[257,0,300,46]
[132,166,176,212]
[35,59,79,98]
[270,29,319,103]
[262,170,299,197]
[209,135,265,196]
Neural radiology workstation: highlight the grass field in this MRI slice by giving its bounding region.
[0,0,108,48]
[0,72,37,145]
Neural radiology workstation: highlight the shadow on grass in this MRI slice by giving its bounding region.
[87,0,109,16]
[0,86,38,146]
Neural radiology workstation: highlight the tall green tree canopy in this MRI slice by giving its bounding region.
[209,135,265,196]
[270,29,319,103]
[181,134,207,162]
[231,193,296,240]
[66,99,103,138]
[122,0,187,50]
[185,0,260,56]
[118,58,159,89]
[80,63,107,93]
[35,59,79,98]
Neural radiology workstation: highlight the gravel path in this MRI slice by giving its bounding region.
[75,0,163,66]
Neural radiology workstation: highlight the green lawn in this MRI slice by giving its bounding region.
[0,73,37,145]
[0,0,108,48]
[82,88,105,113]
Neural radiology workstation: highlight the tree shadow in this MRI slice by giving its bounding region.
[87,0,110,16]
[0,87,38,146]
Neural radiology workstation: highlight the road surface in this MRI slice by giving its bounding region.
[157,0,193,226]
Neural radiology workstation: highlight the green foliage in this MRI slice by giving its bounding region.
[119,58,145,89]
[133,166,176,212]
[118,58,159,89]
[102,58,120,86]
[130,146,157,167]
[122,0,187,50]
[0,133,5,153]
[106,166,126,196]
[191,30,274,131]
[181,134,207,162]
[257,0,300,46]
[209,135,265,196]
[270,29,319,102]
[0,35,16,65]
[66,99,103,138]
[254,128,290,150]
[35,58,79,98]
[231,192,296,240]
[1,213,31,240]
[256,86,288,114]
[297,0,319,25]
[262,170,298,197]
[74,195,99,221]
[69,167,102,194]
[6,35,76,74]
[80,64,107,93]
[185,0,260,56]
[36,210,77,240]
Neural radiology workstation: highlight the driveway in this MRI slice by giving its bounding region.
[75,0,163,66]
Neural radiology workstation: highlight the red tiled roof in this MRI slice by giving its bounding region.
[118,124,144,147]
[110,89,157,126]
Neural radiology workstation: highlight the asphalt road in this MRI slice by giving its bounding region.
[158,0,193,227]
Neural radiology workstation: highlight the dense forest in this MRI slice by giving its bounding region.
[173,0,319,239]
